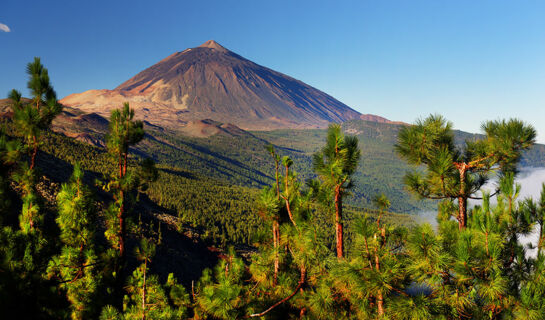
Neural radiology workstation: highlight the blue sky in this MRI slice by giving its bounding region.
[1,0,544,141]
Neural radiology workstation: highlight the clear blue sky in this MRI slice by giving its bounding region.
[1,0,545,141]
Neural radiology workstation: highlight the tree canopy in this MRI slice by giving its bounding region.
[395,114,536,229]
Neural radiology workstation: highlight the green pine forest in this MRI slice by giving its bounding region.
[3,59,545,319]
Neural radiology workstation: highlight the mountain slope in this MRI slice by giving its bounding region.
[60,40,361,130]
[9,94,545,213]
[35,101,545,213]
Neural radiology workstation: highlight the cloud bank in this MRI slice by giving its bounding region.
[0,23,10,32]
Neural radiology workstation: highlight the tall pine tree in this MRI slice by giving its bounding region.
[104,102,144,264]
[396,114,535,229]
[47,164,101,320]
[9,57,62,233]
[313,124,361,258]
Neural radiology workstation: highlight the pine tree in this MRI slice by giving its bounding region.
[249,156,332,319]
[8,58,62,234]
[331,213,410,319]
[373,193,391,230]
[123,239,179,320]
[10,57,62,170]
[47,164,101,319]
[515,254,545,319]
[0,57,65,318]
[372,193,391,316]
[401,172,542,319]
[257,186,281,286]
[313,124,361,258]
[396,114,535,229]
[193,154,334,319]
[195,248,250,319]
[525,183,545,255]
[104,102,144,263]
[264,144,282,285]
[100,239,188,320]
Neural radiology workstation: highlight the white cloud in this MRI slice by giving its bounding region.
[0,23,11,33]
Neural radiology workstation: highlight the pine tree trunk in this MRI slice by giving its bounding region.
[457,164,468,230]
[275,162,280,198]
[283,164,297,226]
[273,157,280,286]
[118,154,127,263]
[123,152,128,176]
[30,136,38,170]
[285,198,296,226]
[273,221,279,286]
[335,186,344,259]
[119,154,123,179]
[537,223,545,256]
[377,290,384,316]
[374,236,384,316]
[458,196,467,230]
[119,190,125,262]
[299,308,307,318]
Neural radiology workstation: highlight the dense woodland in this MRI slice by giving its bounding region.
[2,59,545,320]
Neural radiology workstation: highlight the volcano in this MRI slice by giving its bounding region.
[61,40,361,130]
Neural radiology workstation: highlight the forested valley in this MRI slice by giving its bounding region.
[3,59,545,320]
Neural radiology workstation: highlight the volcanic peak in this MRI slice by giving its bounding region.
[60,40,362,131]
[198,40,229,53]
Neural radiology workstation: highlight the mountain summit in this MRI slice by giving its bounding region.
[61,41,361,130]
[198,39,230,52]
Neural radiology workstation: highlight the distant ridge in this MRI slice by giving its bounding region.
[60,40,363,131]
[360,114,406,125]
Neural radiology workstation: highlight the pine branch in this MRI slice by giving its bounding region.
[246,265,306,318]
